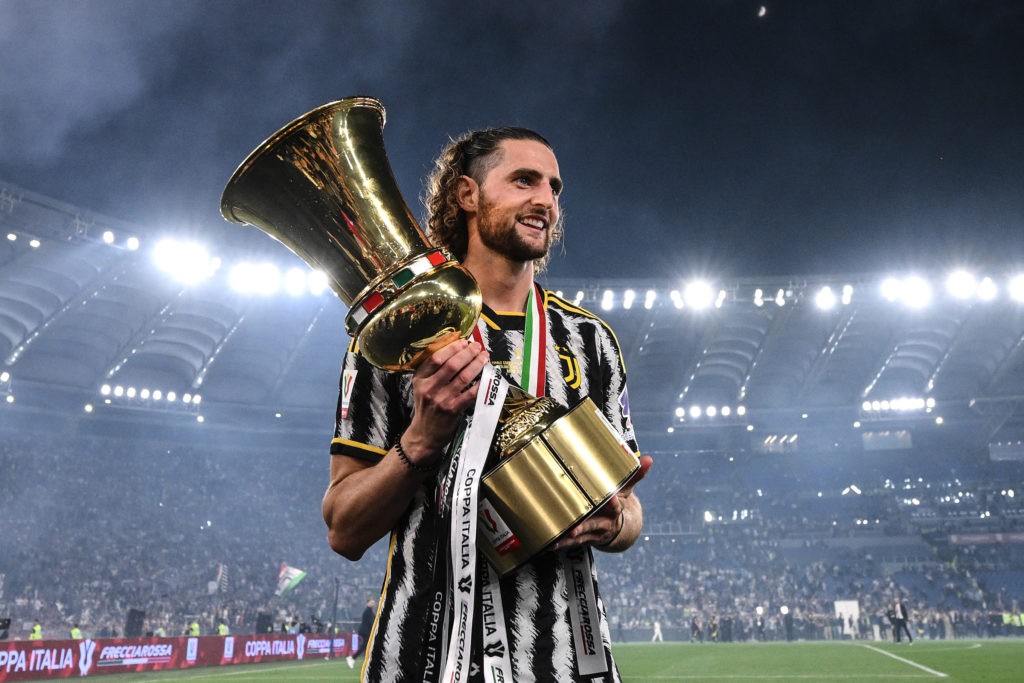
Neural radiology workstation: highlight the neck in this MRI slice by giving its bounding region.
[462,250,535,313]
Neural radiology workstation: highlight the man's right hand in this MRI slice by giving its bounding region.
[402,339,490,464]
[324,339,488,560]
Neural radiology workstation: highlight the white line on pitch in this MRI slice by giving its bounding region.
[860,644,948,678]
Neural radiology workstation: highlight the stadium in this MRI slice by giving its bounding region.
[2,2,1024,682]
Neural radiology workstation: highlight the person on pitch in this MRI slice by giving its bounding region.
[323,126,652,681]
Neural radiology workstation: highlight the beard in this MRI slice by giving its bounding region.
[475,192,551,262]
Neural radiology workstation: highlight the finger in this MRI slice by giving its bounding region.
[619,455,653,498]
[415,339,476,380]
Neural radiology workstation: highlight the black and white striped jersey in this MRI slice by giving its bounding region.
[331,289,641,682]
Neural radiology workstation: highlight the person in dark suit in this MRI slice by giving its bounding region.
[894,597,914,644]
[347,598,377,668]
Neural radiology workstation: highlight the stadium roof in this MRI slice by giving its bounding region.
[3,179,1024,458]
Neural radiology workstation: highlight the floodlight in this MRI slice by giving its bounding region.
[126,237,140,251]
[0,371,9,383]
[675,406,686,418]
[703,510,714,523]
[84,404,93,413]
[29,239,40,248]
[102,231,115,244]
[644,290,656,309]
[977,277,997,301]
[1010,275,1024,302]
[6,233,15,241]
[126,387,136,398]
[721,406,732,417]
[736,405,746,416]
[689,406,702,418]
[706,405,717,417]
[154,239,218,284]
[166,391,176,402]
[114,385,124,397]
[683,280,713,310]
[669,289,684,309]
[231,262,280,295]
[842,284,854,305]
[152,390,163,401]
[284,267,307,296]
[815,286,836,310]
[623,289,635,310]
[140,388,150,399]
[601,289,614,311]
[946,270,976,299]
[902,276,931,308]
[308,270,328,295]
[881,277,901,302]
[100,384,111,395]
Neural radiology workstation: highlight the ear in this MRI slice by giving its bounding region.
[455,175,479,212]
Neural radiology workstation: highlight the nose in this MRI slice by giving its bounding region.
[530,182,557,210]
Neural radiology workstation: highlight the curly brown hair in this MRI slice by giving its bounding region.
[423,127,563,272]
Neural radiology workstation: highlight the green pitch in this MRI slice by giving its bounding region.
[115,639,1024,682]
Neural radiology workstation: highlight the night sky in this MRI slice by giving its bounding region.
[2,0,1023,281]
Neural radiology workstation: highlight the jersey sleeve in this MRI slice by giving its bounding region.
[330,345,412,462]
[598,324,641,458]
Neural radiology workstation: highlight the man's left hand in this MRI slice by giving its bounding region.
[550,455,652,552]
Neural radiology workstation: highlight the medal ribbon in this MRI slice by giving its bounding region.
[522,282,547,397]
[472,282,547,397]
[440,364,508,683]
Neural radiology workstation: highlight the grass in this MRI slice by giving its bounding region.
[100,639,1024,682]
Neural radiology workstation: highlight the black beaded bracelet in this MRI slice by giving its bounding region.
[596,509,626,549]
[395,438,438,474]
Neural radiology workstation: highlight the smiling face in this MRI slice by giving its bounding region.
[465,138,562,264]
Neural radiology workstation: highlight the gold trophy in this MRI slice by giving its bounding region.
[221,97,638,575]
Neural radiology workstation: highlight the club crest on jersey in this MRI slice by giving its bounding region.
[556,345,581,389]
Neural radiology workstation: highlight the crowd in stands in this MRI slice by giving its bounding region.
[2,431,1022,642]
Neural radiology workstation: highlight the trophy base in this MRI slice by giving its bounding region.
[478,397,639,577]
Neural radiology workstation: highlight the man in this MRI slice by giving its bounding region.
[894,597,913,644]
[323,127,651,681]
[347,598,376,668]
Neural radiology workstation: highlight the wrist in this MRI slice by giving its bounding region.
[394,436,441,474]
[596,509,626,549]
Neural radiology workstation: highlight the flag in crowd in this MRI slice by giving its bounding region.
[275,564,307,596]
[216,563,229,593]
